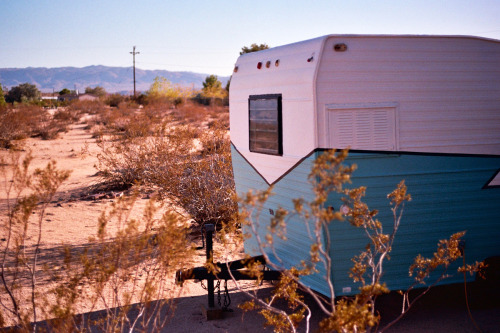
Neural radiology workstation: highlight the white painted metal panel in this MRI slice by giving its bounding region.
[231,35,500,183]
[230,37,325,184]
[316,35,500,156]
[488,173,500,187]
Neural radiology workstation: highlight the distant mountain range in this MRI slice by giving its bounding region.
[0,66,230,94]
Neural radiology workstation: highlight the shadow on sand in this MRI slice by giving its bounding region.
[4,280,497,333]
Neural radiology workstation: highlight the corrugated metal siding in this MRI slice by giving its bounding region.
[325,152,500,295]
[316,36,500,155]
[232,146,333,295]
[233,146,500,297]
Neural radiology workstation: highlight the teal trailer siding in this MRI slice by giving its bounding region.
[326,152,500,295]
[232,145,500,296]
[232,146,333,295]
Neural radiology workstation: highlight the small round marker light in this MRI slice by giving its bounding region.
[334,43,347,52]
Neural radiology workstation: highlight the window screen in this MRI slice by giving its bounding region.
[249,94,282,155]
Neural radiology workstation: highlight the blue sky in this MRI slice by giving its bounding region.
[1,0,499,77]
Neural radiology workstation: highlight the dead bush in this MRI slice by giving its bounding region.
[0,107,30,147]
[67,100,105,115]
[207,108,230,129]
[96,119,236,228]
[0,151,193,331]
[0,151,71,330]
[106,93,126,107]
[170,102,210,124]
[0,105,71,146]
[29,109,70,140]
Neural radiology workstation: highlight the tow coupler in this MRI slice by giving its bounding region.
[175,224,281,319]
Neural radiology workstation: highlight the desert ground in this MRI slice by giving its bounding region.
[1,111,499,332]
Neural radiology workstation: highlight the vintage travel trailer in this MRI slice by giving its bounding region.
[229,35,500,296]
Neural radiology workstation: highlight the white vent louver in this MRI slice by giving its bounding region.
[327,104,397,151]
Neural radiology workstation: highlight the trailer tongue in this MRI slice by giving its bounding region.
[175,224,281,319]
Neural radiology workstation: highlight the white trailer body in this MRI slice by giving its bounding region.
[229,35,500,295]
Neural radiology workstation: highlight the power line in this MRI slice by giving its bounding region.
[130,46,140,97]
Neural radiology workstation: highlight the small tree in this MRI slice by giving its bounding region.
[5,83,41,104]
[85,86,106,97]
[0,85,6,108]
[147,76,187,106]
[202,75,227,106]
[240,43,269,55]
[105,93,126,107]
[59,88,71,96]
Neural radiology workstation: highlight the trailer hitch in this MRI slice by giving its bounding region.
[175,224,281,319]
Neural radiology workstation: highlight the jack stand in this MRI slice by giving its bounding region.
[175,224,281,321]
[201,304,223,321]
[202,224,223,320]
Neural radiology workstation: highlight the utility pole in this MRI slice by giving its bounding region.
[130,46,140,97]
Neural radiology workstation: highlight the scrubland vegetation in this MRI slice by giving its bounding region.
[0,75,492,332]
[0,105,78,148]
[0,77,236,331]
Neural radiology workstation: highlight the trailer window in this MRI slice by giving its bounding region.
[249,94,282,155]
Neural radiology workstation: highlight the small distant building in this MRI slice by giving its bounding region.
[41,96,58,101]
[40,92,58,101]
[77,93,98,101]
[58,93,78,102]
[58,93,98,102]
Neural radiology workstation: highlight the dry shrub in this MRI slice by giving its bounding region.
[29,109,70,140]
[96,115,236,228]
[106,93,126,107]
[0,107,30,147]
[121,108,166,139]
[230,150,485,333]
[207,107,230,129]
[140,101,229,128]
[0,151,71,330]
[94,101,235,227]
[88,104,134,133]
[176,123,236,226]
[67,100,106,116]
[170,102,209,124]
[53,109,79,123]
[88,104,167,140]
[67,194,194,332]
[0,151,193,331]
[141,101,170,118]
[0,105,71,146]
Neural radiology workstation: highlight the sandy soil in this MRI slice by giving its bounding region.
[1,116,499,332]
[0,118,243,326]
